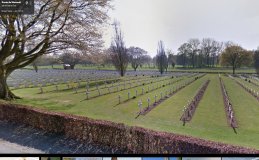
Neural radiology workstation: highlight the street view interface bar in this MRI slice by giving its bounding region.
[0,0,34,14]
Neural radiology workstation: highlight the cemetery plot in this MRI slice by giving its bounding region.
[11,73,259,150]
[180,79,210,125]
[116,77,183,105]
[136,74,206,118]
[218,76,259,145]
[235,81,259,101]
[81,73,192,100]
[85,76,165,96]
[219,76,238,131]
[37,75,147,94]
[230,76,259,101]
[8,69,176,89]
[238,75,259,89]
[115,75,196,105]
[8,69,120,89]
[37,78,121,94]
[83,76,167,100]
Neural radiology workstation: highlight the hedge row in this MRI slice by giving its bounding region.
[0,103,258,154]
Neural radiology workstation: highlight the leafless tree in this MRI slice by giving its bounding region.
[167,49,176,68]
[211,41,223,67]
[0,0,111,99]
[201,38,215,67]
[127,46,148,71]
[177,43,191,67]
[156,40,168,74]
[110,21,129,76]
[188,38,200,68]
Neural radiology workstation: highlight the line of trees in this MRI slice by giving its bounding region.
[32,38,259,77]
[176,38,224,68]
[153,40,258,75]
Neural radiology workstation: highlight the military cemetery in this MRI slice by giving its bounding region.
[0,0,259,154]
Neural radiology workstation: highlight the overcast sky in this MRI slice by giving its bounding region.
[103,0,259,57]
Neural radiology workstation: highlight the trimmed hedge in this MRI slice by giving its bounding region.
[0,103,258,154]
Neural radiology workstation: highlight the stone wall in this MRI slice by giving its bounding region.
[0,103,258,154]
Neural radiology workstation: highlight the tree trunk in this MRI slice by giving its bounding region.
[120,69,124,77]
[0,69,20,100]
[192,55,195,68]
[233,66,235,75]
[70,64,75,69]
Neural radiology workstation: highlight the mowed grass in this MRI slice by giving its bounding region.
[23,64,256,74]
[10,74,259,150]
[234,77,259,92]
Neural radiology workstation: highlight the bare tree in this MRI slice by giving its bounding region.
[211,41,223,67]
[127,46,148,71]
[156,40,168,74]
[110,21,129,76]
[140,54,152,68]
[177,43,191,67]
[167,49,176,68]
[188,38,200,68]
[0,0,111,100]
[201,38,215,67]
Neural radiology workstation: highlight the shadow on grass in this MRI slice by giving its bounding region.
[0,120,123,154]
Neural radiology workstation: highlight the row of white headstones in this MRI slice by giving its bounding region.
[38,75,153,94]
[136,74,204,115]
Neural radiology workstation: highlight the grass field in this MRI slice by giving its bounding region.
[10,74,259,150]
[23,64,257,74]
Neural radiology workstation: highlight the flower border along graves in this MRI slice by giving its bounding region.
[180,79,210,125]
[219,76,238,132]
[136,74,206,118]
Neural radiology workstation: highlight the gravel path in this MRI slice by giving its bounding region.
[0,120,123,154]
[0,138,43,153]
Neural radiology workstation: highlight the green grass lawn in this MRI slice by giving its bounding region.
[234,77,259,92]
[8,74,259,150]
[23,64,256,74]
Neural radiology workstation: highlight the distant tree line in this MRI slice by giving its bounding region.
[33,36,259,76]
[175,38,223,68]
